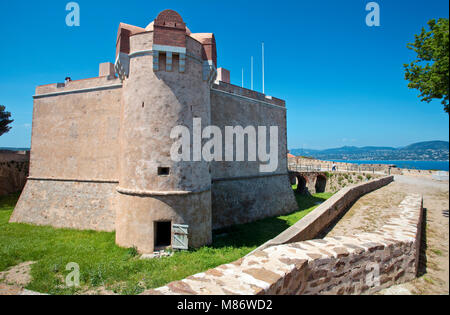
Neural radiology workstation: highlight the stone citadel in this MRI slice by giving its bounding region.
[10,9,297,253]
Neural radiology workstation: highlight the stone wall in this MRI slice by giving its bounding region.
[325,172,383,193]
[10,179,118,232]
[0,151,30,196]
[290,156,447,179]
[289,157,381,172]
[143,193,423,295]
[10,76,122,231]
[210,82,297,229]
[30,77,122,180]
[254,176,394,252]
[212,174,297,230]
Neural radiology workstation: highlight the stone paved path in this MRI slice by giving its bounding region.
[325,175,449,295]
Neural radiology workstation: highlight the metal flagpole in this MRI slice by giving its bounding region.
[262,42,265,94]
[251,56,254,90]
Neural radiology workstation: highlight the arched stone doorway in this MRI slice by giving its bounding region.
[290,175,298,186]
[296,176,307,194]
[315,175,327,193]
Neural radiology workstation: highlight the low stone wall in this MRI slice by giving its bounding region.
[143,194,423,295]
[255,176,394,252]
[326,172,383,193]
[0,151,30,196]
[289,157,448,179]
[289,157,392,173]
[290,171,383,195]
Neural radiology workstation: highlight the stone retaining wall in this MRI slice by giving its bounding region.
[255,176,394,252]
[326,172,383,193]
[143,193,423,295]
[0,151,30,196]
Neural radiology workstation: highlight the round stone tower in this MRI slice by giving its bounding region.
[115,10,216,253]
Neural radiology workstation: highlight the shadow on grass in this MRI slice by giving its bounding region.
[0,192,20,211]
[211,193,330,249]
[417,207,428,277]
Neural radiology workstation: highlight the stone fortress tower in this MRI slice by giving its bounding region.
[11,10,298,253]
[116,11,214,252]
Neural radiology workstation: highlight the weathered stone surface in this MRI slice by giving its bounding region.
[212,175,297,229]
[10,180,118,231]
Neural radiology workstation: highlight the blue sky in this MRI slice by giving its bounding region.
[0,0,448,150]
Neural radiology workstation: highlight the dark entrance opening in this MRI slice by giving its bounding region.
[296,176,307,194]
[315,175,327,193]
[154,221,172,248]
[158,167,170,176]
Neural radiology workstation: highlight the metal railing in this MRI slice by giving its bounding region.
[288,164,387,174]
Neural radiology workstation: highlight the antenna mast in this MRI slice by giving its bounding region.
[251,56,254,90]
[262,42,265,94]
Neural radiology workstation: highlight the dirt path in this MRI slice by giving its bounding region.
[0,262,38,295]
[0,261,115,295]
[325,175,449,295]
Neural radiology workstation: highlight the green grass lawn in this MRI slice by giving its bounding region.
[0,190,332,295]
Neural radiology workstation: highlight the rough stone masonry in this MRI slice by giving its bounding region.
[10,9,297,253]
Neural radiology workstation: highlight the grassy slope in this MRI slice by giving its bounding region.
[0,190,332,295]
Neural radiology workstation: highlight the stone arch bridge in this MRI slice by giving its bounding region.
[289,171,328,195]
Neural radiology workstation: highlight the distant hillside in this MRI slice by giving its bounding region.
[290,141,449,161]
[402,141,449,151]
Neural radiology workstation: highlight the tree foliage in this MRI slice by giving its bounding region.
[0,105,13,136]
[404,18,449,113]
